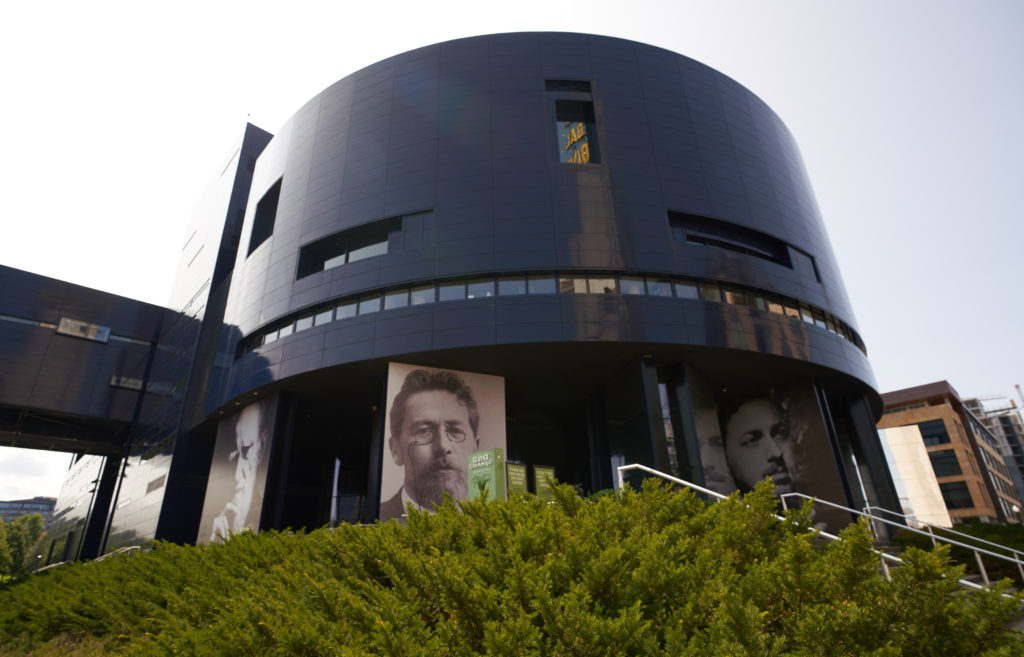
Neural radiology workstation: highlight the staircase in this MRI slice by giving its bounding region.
[617,463,1024,594]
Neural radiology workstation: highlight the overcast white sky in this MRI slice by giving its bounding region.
[2,0,1022,500]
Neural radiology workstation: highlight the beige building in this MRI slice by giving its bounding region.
[878,381,1021,525]
[877,425,952,527]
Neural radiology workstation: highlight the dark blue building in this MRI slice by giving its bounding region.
[2,33,899,558]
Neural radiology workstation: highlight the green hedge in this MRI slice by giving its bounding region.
[894,522,1024,583]
[1,481,1022,656]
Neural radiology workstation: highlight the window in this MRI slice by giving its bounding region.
[438,282,465,302]
[277,323,294,339]
[928,449,962,477]
[589,277,617,294]
[647,278,673,297]
[248,179,282,255]
[358,296,381,314]
[698,283,722,302]
[528,276,556,294]
[467,279,494,299]
[556,100,600,164]
[384,290,408,310]
[498,277,527,296]
[297,215,404,279]
[723,287,754,307]
[918,419,951,446]
[621,276,645,295]
[559,276,588,294]
[669,211,791,267]
[336,301,358,319]
[545,80,591,92]
[410,285,436,305]
[675,281,699,299]
[348,240,388,263]
[295,315,314,332]
[548,80,600,165]
[939,481,974,509]
[314,308,334,326]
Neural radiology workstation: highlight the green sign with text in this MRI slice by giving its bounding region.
[468,448,505,502]
[533,465,556,502]
[506,462,528,496]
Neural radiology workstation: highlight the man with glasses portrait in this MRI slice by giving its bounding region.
[380,368,481,521]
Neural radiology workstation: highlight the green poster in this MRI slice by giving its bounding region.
[533,465,556,502]
[468,448,506,502]
[506,462,528,496]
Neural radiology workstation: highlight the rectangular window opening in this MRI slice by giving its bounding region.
[555,100,600,164]
[646,277,674,297]
[545,80,592,92]
[297,213,411,279]
[559,276,588,294]
[928,449,963,477]
[248,178,282,256]
[919,419,951,446]
[410,285,436,306]
[939,481,974,509]
[528,276,557,295]
[467,279,495,299]
[669,211,792,268]
[384,290,409,310]
[589,277,617,294]
[438,282,466,302]
[620,276,645,295]
[498,277,527,296]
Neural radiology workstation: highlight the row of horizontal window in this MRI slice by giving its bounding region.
[240,272,866,356]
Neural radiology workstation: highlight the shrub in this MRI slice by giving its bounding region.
[1,481,1021,656]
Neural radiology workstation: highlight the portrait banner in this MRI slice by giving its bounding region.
[197,395,277,543]
[380,363,506,521]
[694,377,850,531]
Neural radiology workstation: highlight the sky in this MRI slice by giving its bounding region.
[1,0,1022,500]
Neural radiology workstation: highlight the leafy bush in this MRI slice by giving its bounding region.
[0,514,45,580]
[1,481,1021,656]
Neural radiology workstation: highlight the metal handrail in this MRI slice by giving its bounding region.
[863,504,1024,586]
[94,545,142,562]
[616,464,989,592]
[782,491,1024,588]
[865,504,1023,555]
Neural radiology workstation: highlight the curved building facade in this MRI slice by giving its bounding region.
[22,33,899,553]
[178,32,897,535]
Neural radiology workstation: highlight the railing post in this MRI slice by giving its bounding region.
[927,525,936,548]
[880,556,891,581]
[617,467,625,491]
[974,550,990,588]
[863,507,879,542]
[781,495,789,512]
